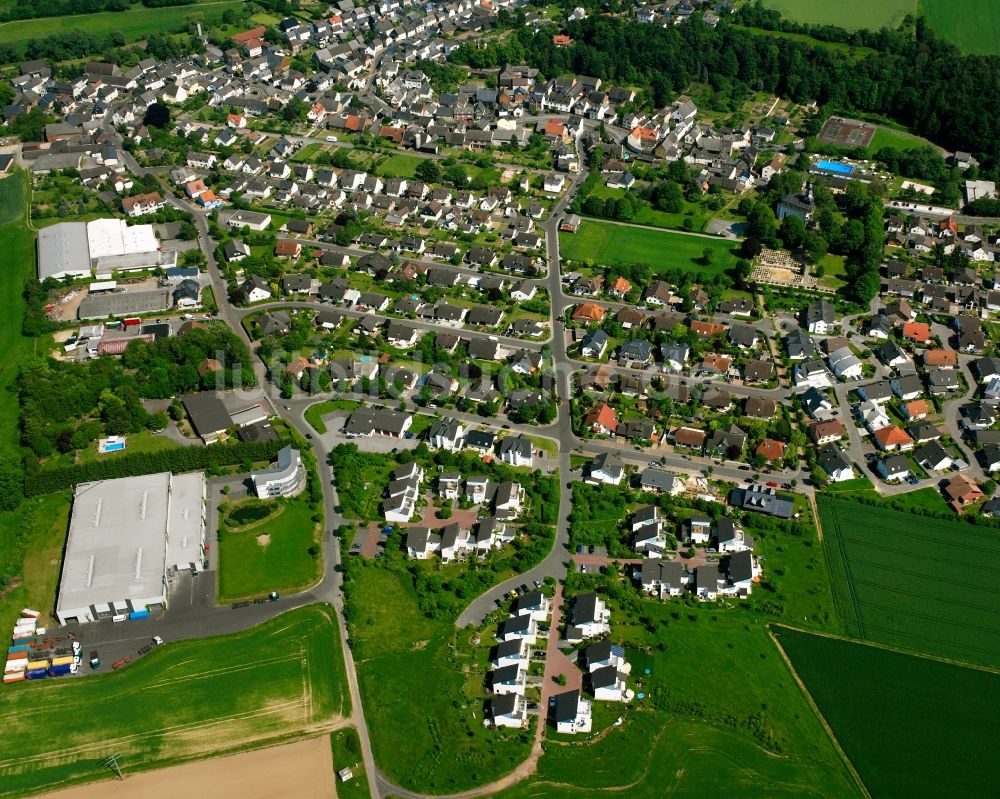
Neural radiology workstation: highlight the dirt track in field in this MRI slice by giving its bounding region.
[31,736,337,799]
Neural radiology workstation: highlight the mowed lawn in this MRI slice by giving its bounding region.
[776,627,1000,799]
[344,563,533,793]
[760,0,917,29]
[922,0,1000,55]
[0,0,243,52]
[503,715,860,799]
[818,496,1000,668]
[217,497,322,601]
[559,220,738,275]
[0,606,348,798]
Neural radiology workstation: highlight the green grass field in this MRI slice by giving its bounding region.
[0,606,348,798]
[343,562,533,793]
[503,714,859,799]
[0,172,37,450]
[304,399,360,434]
[818,495,1000,668]
[761,0,917,30]
[777,627,1000,799]
[922,0,1000,54]
[559,220,738,275]
[0,0,243,53]
[217,496,321,601]
[330,728,370,799]
[0,492,70,631]
[866,126,934,153]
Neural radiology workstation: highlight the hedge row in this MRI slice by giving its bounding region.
[25,440,282,497]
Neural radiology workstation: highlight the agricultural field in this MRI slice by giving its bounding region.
[343,561,533,793]
[559,220,738,276]
[0,0,244,53]
[760,0,917,30]
[818,495,1000,668]
[0,606,348,798]
[776,627,1000,799]
[217,496,322,602]
[922,0,1000,55]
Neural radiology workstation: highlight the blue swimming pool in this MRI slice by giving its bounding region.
[102,442,125,452]
[816,159,854,175]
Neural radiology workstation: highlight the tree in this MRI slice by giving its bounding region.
[747,203,779,246]
[144,102,171,130]
[415,159,441,183]
[701,247,714,266]
[854,270,880,304]
[779,214,806,250]
[282,97,309,122]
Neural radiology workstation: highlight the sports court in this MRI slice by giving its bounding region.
[817,116,875,148]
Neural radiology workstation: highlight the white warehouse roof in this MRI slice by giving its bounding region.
[56,471,206,624]
[86,217,159,259]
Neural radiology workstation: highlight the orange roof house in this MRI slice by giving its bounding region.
[902,321,930,343]
[544,119,567,138]
[629,126,658,142]
[699,353,732,373]
[756,439,786,462]
[552,34,572,46]
[873,425,915,451]
[690,319,726,338]
[903,400,929,420]
[275,240,302,258]
[942,473,984,512]
[608,277,632,296]
[572,303,605,323]
[673,427,707,448]
[809,419,845,444]
[924,348,957,367]
[583,402,619,435]
[185,179,207,198]
[232,25,266,44]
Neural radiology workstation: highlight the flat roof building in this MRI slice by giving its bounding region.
[78,288,172,320]
[38,218,172,282]
[55,471,206,624]
[252,445,305,498]
[37,221,91,280]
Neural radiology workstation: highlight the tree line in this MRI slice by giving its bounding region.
[23,439,281,497]
[451,14,1000,168]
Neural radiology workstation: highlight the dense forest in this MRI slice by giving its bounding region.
[452,12,1000,167]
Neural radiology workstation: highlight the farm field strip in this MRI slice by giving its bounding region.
[921,0,1000,55]
[818,495,1000,667]
[760,0,917,30]
[776,626,1000,799]
[0,607,346,799]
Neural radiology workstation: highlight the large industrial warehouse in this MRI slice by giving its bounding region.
[55,471,207,625]
[37,218,176,281]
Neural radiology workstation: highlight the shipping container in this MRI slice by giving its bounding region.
[12,631,35,641]
[123,317,141,327]
[48,664,72,676]
[26,668,48,680]
[20,609,41,619]
[4,661,26,674]
[6,652,28,664]
[3,672,25,684]
[128,609,149,620]
[7,644,30,654]
[14,618,36,627]
[26,659,50,670]
[52,656,75,667]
